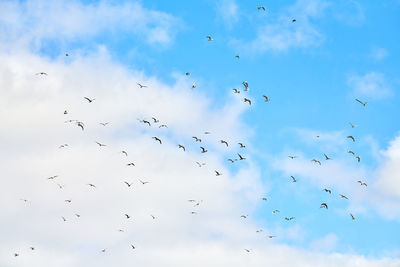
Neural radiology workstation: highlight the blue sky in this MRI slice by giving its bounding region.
[1,0,400,266]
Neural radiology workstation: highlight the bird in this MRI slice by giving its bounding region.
[244,249,251,253]
[30,247,35,251]
[347,136,355,142]
[185,72,190,76]
[14,253,19,257]
[350,213,355,220]
[87,183,96,188]
[20,199,29,202]
[244,98,251,105]
[139,179,149,185]
[228,158,236,163]
[323,189,331,194]
[75,214,81,218]
[196,161,206,167]
[311,159,321,165]
[220,140,229,147]
[238,153,246,160]
[232,88,240,94]
[272,210,280,214]
[356,156,361,162]
[292,18,296,23]
[178,144,186,151]
[65,53,69,56]
[191,211,197,214]
[349,122,355,128]
[257,6,266,11]
[137,83,147,88]
[101,249,106,253]
[357,180,367,186]
[131,244,136,249]
[238,143,246,148]
[57,183,64,189]
[152,136,162,144]
[355,99,367,107]
[150,215,156,219]
[267,235,276,239]
[288,155,297,159]
[348,150,355,155]
[235,55,240,59]
[204,131,211,134]
[324,154,332,160]
[339,194,348,200]
[285,217,295,221]
[191,82,196,89]
[263,95,271,102]
[63,110,68,114]
[59,144,68,148]
[215,170,222,176]
[35,72,47,75]
[159,124,168,128]
[95,141,106,147]
[84,97,95,103]
[256,229,263,233]
[76,122,85,131]
[125,214,130,219]
[124,181,133,187]
[152,117,159,123]
[127,162,135,166]
[47,175,58,180]
[61,216,67,222]
[290,176,297,182]
[242,81,249,91]
[200,147,208,153]
[206,35,213,41]
[121,151,128,156]
[261,197,267,201]
[140,119,151,126]
[99,122,109,126]
[240,215,248,218]
[192,136,202,142]
[65,200,72,203]
[320,203,328,209]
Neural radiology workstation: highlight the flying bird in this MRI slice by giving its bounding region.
[347,136,355,142]
[65,199,72,203]
[357,180,367,186]
[272,210,280,214]
[220,140,229,147]
[204,131,211,134]
[200,147,208,153]
[285,217,295,221]
[323,188,332,194]
[215,170,222,176]
[244,98,251,105]
[137,83,147,88]
[240,215,248,218]
[244,249,251,253]
[292,18,297,23]
[35,72,47,75]
[242,81,249,91]
[339,194,348,199]
[121,151,128,156]
[131,245,136,249]
[191,82,196,89]
[87,183,96,188]
[185,72,190,76]
[228,158,237,163]
[263,95,271,102]
[261,197,267,201]
[324,154,332,160]
[355,99,367,107]
[99,122,109,126]
[238,143,246,148]
[267,235,276,239]
[63,110,68,114]
[152,117,159,123]
[139,179,149,185]
[288,155,297,159]
[127,162,135,166]
[76,122,84,130]
[232,88,240,94]
[47,175,58,180]
[257,6,266,11]
[356,156,361,162]
[238,153,246,160]
[290,176,297,182]
[159,124,168,128]
[192,136,202,142]
[311,159,321,165]
[95,141,106,147]
[206,35,213,41]
[320,203,328,209]
[124,181,133,187]
[348,150,355,155]
[349,122,355,128]
[152,136,162,144]
[61,216,67,222]
[178,144,186,151]
[235,55,240,59]
[84,97,95,103]
[125,214,130,219]
[350,213,355,220]
[196,162,206,167]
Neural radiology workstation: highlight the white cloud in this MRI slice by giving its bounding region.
[216,0,239,27]
[348,72,393,99]
[370,47,389,61]
[233,0,329,54]
[310,234,339,252]
[0,0,182,49]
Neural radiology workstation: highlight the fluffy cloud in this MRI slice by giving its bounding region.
[348,72,393,99]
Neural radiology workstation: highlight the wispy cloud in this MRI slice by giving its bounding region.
[216,0,239,28]
[369,47,389,61]
[348,72,393,100]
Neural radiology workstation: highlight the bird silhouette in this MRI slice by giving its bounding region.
[348,150,355,155]
[99,122,109,126]
[215,170,222,176]
[320,203,328,209]
[47,175,58,180]
[200,147,208,153]
[152,117,159,123]
[356,156,361,162]
[139,179,149,185]
[159,124,168,128]
[272,210,280,214]
[84,97,95,103]
[152,136,162,144]
[288,155,297,159]
[257,6,266,11]
[323,189,331,194]
[196,161,206,167]
[206,35,213,41]
[291,176,297,182]
[355,99,367,107]
[192,136,202,142]
[347,136,355,142]
[238,153,246,160]
[220,140,229,147]
[76,122,84,130]
[350,213,355,220]
[292,18,296,22]
[324,154,332,160]
[137,83,147,88]
[87,183,96,188]
[238,143,246,148]
[178,144,186,151]
[127,162,135,166]
[121,151,128,156]
[232,88,240,94]
[244,98,251,105]
[95,141,106,147]
[35,72,47,75]
[357,180,367,186]
[311,159,321,165]
[125,214,130,219]
[242,81,249,91]
[263,95,271,102]
[339,194,348,199]
[124,181,133,187]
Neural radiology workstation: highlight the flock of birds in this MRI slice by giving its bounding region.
[13,5,369,258]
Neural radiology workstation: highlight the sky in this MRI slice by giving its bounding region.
[0,0,399,266]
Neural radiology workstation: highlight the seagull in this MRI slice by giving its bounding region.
[320,203,328,209]
[257,6,266,11]
[357,180,367,186]
[35,72,47,75]
[47,175,58,180]
[215,170,222,176]
[238,143,246,148]
[125,214,130,219]
[191,211,197,214]
[95,141,106,147]
[228,158,237,163]
[206,35,213,41]
[339,194,348,199]
[75,214,81,218]
[159,124,168,128]
[285,217,295,221]
[101,249,106,253]
[99,122,109,126]
[256,229,263,233]
[150,215,156,219]
[263,95,271,102]
[348,150,355,155]
[200,147,208,153]
[288,155,297,159]
[238,153,246,160]
[62,216,67,222]
[140,120,151,126]
[87,183,96,188]
[152,136,162,144]
[290,176,297,182]
[121,151,128,156]
[311,159,321,165]
[242,81,249,91]
[84,97,95,103]
[20,198,29,202]
[178,144,186,151]
[355,99,367,107]
[76,121,84,130]
[267,235,276,239]
[244,98,251,105]
[349,122,355,128]
[127,162,135,166]
[192,136,202,142]
[124,181,133,187]
[131,245,136,249]
[139,179,149,185]
[240,215,248,218]
[244,249,251,253]
[220,140,229,147]
[350,213,355,220]
[323,188,332,194]
[57,183,64,189]
[152,117,159,123]
[30,247,35,251]
[232,88,240,94]
[356,156,361,162]
[272,210,280,214]
[196,161,206,167]
[137,83,147,88]
[14,253,19,257]
[347,136,355,142]
[65,53,69,56]
[324,154,332,160]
